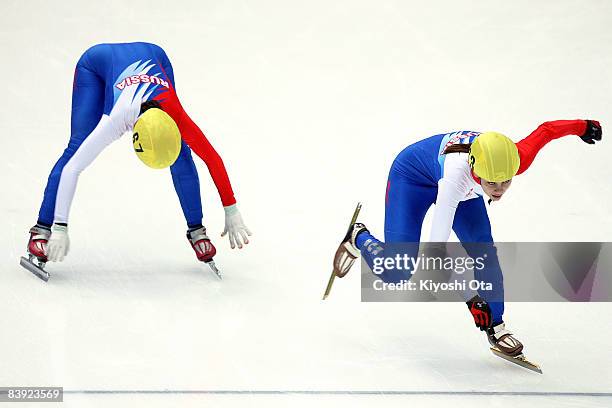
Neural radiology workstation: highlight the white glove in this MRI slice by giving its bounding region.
[47,224,70,262]
[221,204,252,249]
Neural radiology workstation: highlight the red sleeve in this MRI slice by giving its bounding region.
[515,120,587,175]
[155,90,237,207]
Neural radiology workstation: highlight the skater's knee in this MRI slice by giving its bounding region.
[63,138,85,157]
[61,159,88,178]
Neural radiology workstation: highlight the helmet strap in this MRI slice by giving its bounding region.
[470,169,481,184]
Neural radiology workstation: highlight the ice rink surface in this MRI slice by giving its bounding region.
[1,0,611,407]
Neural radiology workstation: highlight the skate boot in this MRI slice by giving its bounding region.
[487,322,524,357]
[187,226,222,279]
[28,224,51,261]
[20,224,51,281]
[187,226,217,262]
[333,222,368,278]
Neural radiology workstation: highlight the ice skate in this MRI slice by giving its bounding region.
[323,203,363,299]
[20,225,51,282]
[205,260,222,280]
[487,322,542,373]
[487,322,523,356]
[187,226,222,279]
[333,221,368,278]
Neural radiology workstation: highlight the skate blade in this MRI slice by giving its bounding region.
[490,347,542,374]
[323,202,362,299]
[20,256,50,282]
[205,261,222,280]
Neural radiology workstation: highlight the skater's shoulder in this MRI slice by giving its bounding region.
[442,149,470,168]
[440,152,472,183]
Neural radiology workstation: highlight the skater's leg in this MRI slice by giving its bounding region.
[170,142,203,228]
[452,198,505,324]
[383,177,437,243]
[169,141,217,263]
[356,170,437,283]
[37,62,104,226]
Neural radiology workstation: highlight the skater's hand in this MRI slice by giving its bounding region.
[221,204,252,249]
[466,295,492,331]
[580,120,602,144]
[48,224,70,262]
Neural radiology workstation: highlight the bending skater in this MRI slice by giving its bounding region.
[24,42,251,278]
[334,119,602,356]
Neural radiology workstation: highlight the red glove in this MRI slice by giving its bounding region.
[466,295,492,331]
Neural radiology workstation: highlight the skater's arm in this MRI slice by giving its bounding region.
[516,120,588,175]
[430,155,473,242]
[429,178,463,242]
[155,87,251,248]
[54,115,123,223]
[179,117,236,207]
[157,93,236,207]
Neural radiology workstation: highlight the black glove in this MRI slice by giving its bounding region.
[580,120,602,144]
[466,295,492,331]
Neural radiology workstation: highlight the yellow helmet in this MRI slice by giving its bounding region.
[132,108,181,169]
[469,132,520,181]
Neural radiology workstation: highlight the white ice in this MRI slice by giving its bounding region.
[1,1,611,407]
